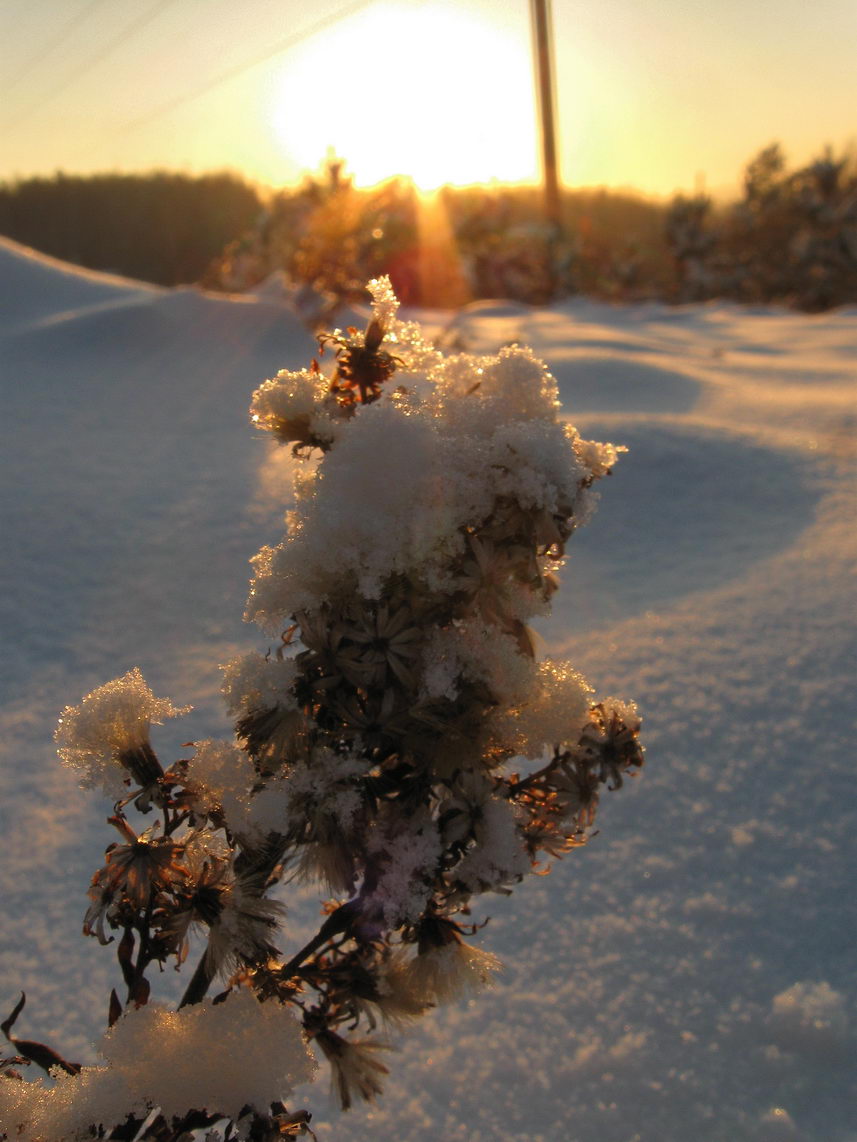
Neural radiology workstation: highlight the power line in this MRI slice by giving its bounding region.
[7,0,179,130]
[123,0,375,131]
[6,0,114,91]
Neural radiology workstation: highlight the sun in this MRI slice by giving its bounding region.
[268,1,538,189]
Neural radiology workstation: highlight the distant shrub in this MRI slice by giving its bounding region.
[666,144,857,310]
[202,161,674,311]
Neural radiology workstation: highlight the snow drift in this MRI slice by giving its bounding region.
[1,236,855,1141]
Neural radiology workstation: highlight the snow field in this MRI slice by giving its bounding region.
[1,238,855,1141]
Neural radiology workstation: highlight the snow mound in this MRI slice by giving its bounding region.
[544,420,824,632]
[1,241,855,1142]
[0,235,160,331]
[552,353,702,413]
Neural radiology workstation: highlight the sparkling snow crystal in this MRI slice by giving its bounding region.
[55,668,190,798]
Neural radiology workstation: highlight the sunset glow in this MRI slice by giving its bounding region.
[1,0,855,199]
[269,2,539,189]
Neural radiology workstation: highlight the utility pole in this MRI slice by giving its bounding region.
[530,0,561,230]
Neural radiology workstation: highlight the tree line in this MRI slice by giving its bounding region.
[2,144,855,310]
[0,170,262,286]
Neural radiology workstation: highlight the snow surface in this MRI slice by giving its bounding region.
[1,235,855,1141]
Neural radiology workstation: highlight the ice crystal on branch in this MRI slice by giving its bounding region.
[4,278,644,1140]
[55,668,190,801]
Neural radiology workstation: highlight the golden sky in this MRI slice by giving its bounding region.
[2,0,855,198]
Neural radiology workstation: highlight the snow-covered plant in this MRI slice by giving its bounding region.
[1,278,644,1141]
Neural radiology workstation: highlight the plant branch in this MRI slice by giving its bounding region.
[278,902,355,983]
[178,946,213,1009]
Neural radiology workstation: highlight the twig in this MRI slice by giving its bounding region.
[178,948,214,1009]
[278,902,355,983]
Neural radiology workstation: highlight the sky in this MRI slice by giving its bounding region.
[2,0,856,199]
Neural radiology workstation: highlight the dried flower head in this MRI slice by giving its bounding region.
[85,817,186,932]
[313,1029,391,1110]
[163,840,284,977]
[578,698,645,790]
[341,599,422,689]
[222,653,306,768]
[250,366,341,452]
[391,917,502,1007]
[55,668,189,799]
[320,311,402,408]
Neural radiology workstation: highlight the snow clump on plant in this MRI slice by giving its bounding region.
[2,277,644,1140]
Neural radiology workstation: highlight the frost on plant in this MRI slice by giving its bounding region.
[2,278,644,1141]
